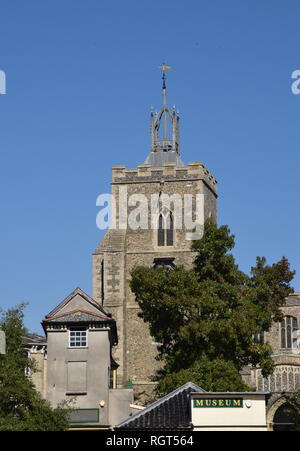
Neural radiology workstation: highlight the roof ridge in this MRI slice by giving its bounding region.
[45,287,111,319]
[115,382,205,429]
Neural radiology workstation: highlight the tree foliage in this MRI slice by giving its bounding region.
[0,303,71,431]
[284,391,300,430]
[130,219,295,394]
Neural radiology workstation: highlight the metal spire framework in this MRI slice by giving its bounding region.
[150,62,180,154]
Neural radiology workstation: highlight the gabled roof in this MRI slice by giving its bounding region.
[44,286,112,319]
[41,287,117,344]
[115,382,206,431]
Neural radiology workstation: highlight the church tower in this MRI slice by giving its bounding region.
[93,67,218,404]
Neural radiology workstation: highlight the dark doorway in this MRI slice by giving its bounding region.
[273,403,295,431]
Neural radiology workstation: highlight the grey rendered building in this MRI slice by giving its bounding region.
[41,286,133,429]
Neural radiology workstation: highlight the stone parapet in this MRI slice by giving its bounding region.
[112,162,217,195]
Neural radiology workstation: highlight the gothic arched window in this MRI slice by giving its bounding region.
[281,316,298,349]
[254,321,264,344]
[158,214,165,246]
[166,211,174,246]
[157,211,174,247]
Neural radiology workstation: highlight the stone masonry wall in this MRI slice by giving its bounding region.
[93,161,218,404]
[242,294,300,394]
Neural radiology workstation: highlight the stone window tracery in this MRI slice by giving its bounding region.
[281,316,298,349]
[157,211,174,247]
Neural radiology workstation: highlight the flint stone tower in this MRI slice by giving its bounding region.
[93,69,218,404]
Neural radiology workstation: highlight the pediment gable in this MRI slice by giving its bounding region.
[45,287,112,321]
[42,287,118,345]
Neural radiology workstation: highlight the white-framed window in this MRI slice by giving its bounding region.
[69,328,88,348]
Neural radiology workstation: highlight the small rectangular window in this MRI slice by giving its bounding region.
[69,328,88,348]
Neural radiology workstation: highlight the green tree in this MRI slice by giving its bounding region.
[284,391,300,430]
[0,303,71,431]
[130,219,295,394]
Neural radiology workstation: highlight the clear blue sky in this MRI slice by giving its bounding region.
[0,0,299,334]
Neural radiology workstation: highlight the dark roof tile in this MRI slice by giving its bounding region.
[115,382,205,430]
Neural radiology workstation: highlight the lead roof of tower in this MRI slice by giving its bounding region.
[144,150,184,167]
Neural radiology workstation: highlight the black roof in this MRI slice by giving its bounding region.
[115,382,206,431]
